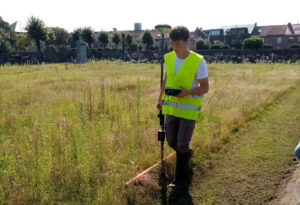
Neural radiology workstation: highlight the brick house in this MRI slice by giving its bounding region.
[251,23,300,49]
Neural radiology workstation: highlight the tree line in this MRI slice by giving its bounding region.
[0,16,156,60]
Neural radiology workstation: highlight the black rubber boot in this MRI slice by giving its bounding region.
[188,148,193,161]
[168,151,190,188]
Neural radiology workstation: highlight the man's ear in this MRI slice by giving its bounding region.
[186,38,190,45]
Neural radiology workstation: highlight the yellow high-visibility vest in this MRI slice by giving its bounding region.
[162,51,204,120]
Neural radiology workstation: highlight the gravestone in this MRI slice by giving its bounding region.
[76,40,88,63]
[44,46,57,62]
[57,47,68,62]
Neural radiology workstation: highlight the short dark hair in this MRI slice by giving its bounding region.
[169,26,190,41]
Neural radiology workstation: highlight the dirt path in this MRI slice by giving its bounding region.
[270,163,300,205]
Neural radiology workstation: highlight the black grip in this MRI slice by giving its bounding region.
[165,88,181,96]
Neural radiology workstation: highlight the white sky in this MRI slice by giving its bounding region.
[1,0,299,32]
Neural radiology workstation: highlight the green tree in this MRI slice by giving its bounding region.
[138,44,142,51]
[196,38,209,50]
[211,42,229,49]
[222,44,230,49]
[98,32,109,50]
[81,27,94,49]
[120,33,127,51]
[211,44,221,49]
[15,33,33,51]
[25,16,47,60]
[126,34,133,49]
[129,42,138,51]
[0,16,16,55]
[52,27,69,47]
[45,28,56,47]
[69,28,82,47]
[112,33,120,50]
[142,30,154,50]
[0,39,11,56]
[242,37,263,50]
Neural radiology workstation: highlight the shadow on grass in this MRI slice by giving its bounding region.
[159,161,194,205]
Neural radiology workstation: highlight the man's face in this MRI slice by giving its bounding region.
[171,39,189,53]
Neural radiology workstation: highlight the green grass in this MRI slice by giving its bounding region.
[190,83,300,204]
[0,61,299,204]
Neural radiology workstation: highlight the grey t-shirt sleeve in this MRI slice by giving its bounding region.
[163,63,166,72]
[195,59,208,79]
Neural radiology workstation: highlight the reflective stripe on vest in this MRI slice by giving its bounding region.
[188,95,203,99]
[163,100,201,111]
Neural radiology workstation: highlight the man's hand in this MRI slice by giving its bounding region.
[156,100,162,110]
[157,73,167,110]
[177,86,191,98]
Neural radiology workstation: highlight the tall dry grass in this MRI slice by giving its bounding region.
[0,61,299,204]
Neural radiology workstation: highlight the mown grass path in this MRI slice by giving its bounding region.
[188,83,300,204]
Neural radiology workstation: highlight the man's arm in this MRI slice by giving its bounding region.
[177,77,209,98]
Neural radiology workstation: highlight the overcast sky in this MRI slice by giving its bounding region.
[1,0,299,32]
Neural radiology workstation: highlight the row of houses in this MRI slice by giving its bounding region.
[195,23,300,49]
[98,22,300,50]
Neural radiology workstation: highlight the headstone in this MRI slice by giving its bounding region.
[44,46,57,62]
[76,40,88,63]
[57,47,67,62]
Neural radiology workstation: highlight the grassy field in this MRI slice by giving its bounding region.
[0,61,299,204]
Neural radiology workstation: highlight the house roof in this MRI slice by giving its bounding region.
[194,27,208,38]
[10,21,26,33]
[253,25,288,36]
[221,24,256,34]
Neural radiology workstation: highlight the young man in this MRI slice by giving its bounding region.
[157,26,209,188]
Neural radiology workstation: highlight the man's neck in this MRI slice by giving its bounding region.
[176,49,190,59]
